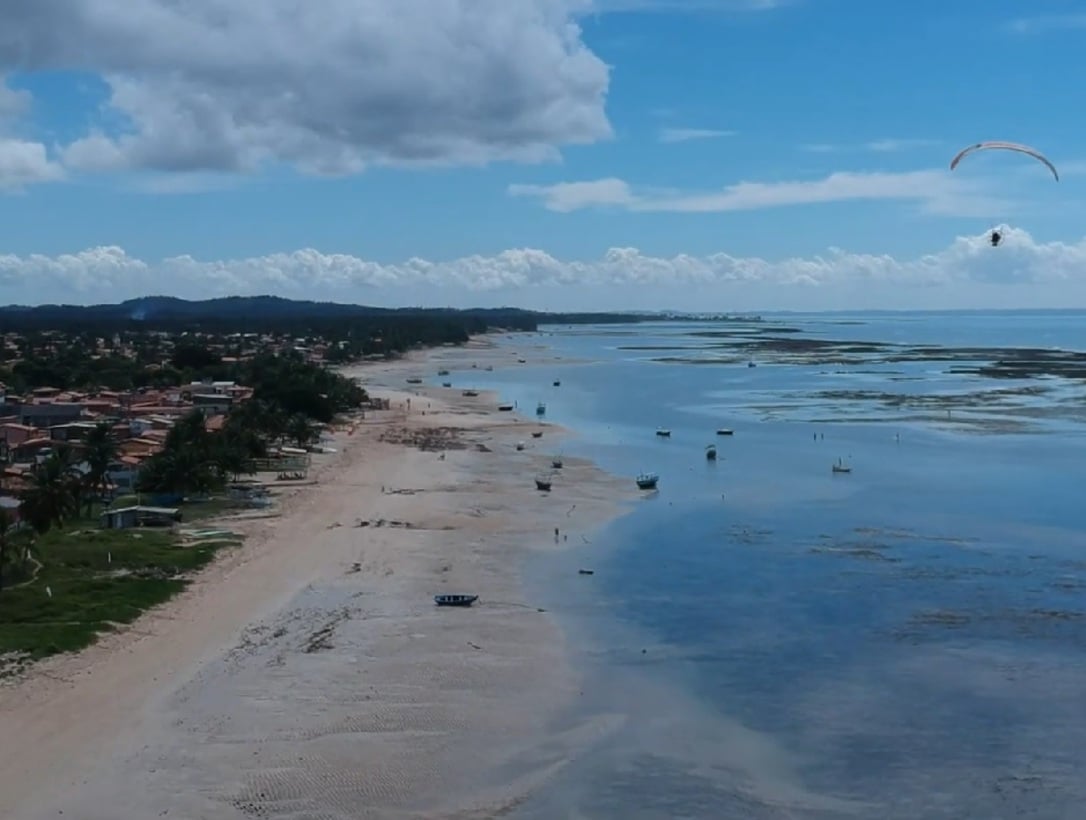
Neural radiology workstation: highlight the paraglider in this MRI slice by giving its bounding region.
[949,141,1059,181]
[950,142,1057,248]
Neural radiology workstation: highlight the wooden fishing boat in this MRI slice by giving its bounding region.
[434,594,478,607]
[636,472,659,490]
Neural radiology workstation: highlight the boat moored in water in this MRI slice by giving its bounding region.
[636,472,659,490]
[706,444,717,461]
[655,428,671,438]
[716,428,734,436]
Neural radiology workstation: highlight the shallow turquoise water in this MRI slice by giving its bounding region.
[441,312,1086,818]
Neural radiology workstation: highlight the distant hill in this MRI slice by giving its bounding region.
[0,295,647,333]
[0,295,545,324]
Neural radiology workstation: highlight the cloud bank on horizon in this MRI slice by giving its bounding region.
[4,227,1086,311]
[0,0,1083,309]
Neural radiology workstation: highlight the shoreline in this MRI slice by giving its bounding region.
[0,335,632,819]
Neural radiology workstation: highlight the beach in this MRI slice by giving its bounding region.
[0,338,627,819]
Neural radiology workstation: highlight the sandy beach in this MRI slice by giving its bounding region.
[0,338,628,819]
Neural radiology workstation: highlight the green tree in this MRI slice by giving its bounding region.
[19,450,81,536]
[82,422,119,511]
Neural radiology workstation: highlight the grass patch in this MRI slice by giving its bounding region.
[181,497,248,521]
[0,522,238,665]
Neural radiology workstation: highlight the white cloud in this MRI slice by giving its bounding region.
[0,76,30,122]
[659,127,737,143]
[0,139,65,191]
[0,75,62,190]
[1005,14,1086,34]
[801,138,939,154]
[2,227,1085,310]
[509,169,1008,216]
[865,138,940,153]
[0,0,612,180]
[509,178,638,211]
[589,0,789,12]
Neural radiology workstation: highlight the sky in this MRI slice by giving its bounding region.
[1,0,1085,311]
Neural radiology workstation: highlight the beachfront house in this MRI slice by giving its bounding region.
[100,505,182,530]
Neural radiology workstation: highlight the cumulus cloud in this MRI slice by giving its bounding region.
[2,227,1084,309]
[0,75,63,190]
[509,169,1008,216]
[0,0,612,179]
[659,127,736,143]
[0,138,65,190]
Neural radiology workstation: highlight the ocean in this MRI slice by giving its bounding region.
[442,312,1086,819]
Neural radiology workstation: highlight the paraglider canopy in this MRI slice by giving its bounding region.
[950,141,1059,181]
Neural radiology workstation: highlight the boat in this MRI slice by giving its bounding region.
[498,403,514,411]
[437,369,450,376]
[531,431,543,438]
[553,380,561,387]
[406,377,423,384]
[536,402,546,416]
[832,458,852,474]
[716,428,734,436]
[655,428,671,438]
[518,358,527,364]
[442,382,452,388]
[434,594,479,607]
[516,441,526,451]
[578,569,594,575]
[551,457,564,469]
[706,444,717,461]
[462,390,479,397]
[535,477,552,492]
[747,361,757,368]
[485,366,494,371]
[636,472,659,490]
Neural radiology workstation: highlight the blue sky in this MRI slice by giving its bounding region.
[1,0,1085,310]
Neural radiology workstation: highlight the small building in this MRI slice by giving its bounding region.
[49,421,99,442]
[192,393,233,416]
[0,495,21,523]
[99,505,182,530]
[19,402,86,429]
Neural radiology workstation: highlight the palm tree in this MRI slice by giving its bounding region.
[286,413,319,450]
[19,450,81,536]
[0,507,13,592]
[83,422,119,512]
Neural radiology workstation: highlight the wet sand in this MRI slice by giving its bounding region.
[0,339,627,819]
